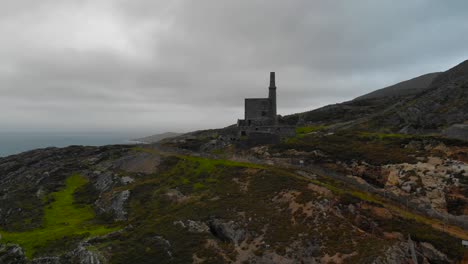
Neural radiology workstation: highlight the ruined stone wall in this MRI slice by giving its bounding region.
[244,98,274,125]
[239,126,296,138]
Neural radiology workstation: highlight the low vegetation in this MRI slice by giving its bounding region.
[0,144,465,262]
[295,125,326,136]
[0,174,119,258]
[100,154,465,262]
[279,130,422,165]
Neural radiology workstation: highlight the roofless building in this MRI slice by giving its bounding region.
[237,72,295,138]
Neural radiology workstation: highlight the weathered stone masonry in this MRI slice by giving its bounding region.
[238,72,295,138]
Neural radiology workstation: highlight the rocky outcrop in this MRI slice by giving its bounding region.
[95,190,131,222]
[110,190,130,221]
[379,60,468,132]
[152,236,173,259]
[30,257,61,264]
[208,219,246,244]
[419,242,450,263]
[373,240,451,264]
[174,220,210,233]
[63,243,104,264]
[91,171,116,192]
[112,152,161,174]
[0,244,27,264]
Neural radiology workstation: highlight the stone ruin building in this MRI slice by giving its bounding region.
[237,72,295,139]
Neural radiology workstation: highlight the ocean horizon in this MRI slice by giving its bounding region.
[0,132,142,157]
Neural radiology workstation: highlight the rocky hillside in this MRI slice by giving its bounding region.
[278,72,440,129]
[281,60,468,139]
[354,72,440,101]
[372,60,468,133]
[1,128,467,263]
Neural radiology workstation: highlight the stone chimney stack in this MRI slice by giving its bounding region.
[269,72,276,89]
[268,72,277,125]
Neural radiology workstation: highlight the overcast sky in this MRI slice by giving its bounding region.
[1,1,467,135]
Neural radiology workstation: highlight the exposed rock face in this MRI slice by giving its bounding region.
[112,152,161,174]
[174,220,210,233]
[120,176,134,185]
[164,189,189,203]
[208,219,246,244]
[63,243,104,264]
[373,242,414,264]
[111,190,131,221]
[373,241,451,264]
[30,257,61,264]
[419,242,450,263]
[95,190,130,222]
[151,236,172,259]
[379,60,468,132]
[92,171,116,192]
[25,243,105,264]
[0,244,27,264]
[382,156,468,213]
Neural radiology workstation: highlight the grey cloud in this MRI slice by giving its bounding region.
[1,0,468,133]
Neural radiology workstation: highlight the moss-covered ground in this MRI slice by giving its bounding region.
[0,174,119,258]
[295,125,326,137]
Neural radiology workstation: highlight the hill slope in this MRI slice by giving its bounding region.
[0,142,466,263]
[371,60,468,133]
[279,73,441,128]
[281,59,468,138]
[134,132,182,143]
[354,72,440,101]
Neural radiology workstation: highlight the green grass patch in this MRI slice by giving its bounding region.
[193,182,205,190]
[152,155,265,194]
[177,155,265,175]
[295,125,326,136]
[358,132,414,140]
[0,174,119,258]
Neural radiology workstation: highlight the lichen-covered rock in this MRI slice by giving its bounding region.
[419,242,450,263]
[164,189,189,203]
[120,176,134,185]
[174,220,210,233]
[0,244,27,264]
[111,190,130,221]
[92,171,116,192]
[95,190,130,221]
[373,242,410,264]
[64,243,104,264]
[30,257,61,264]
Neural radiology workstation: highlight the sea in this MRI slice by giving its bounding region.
[0,132,141,158]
